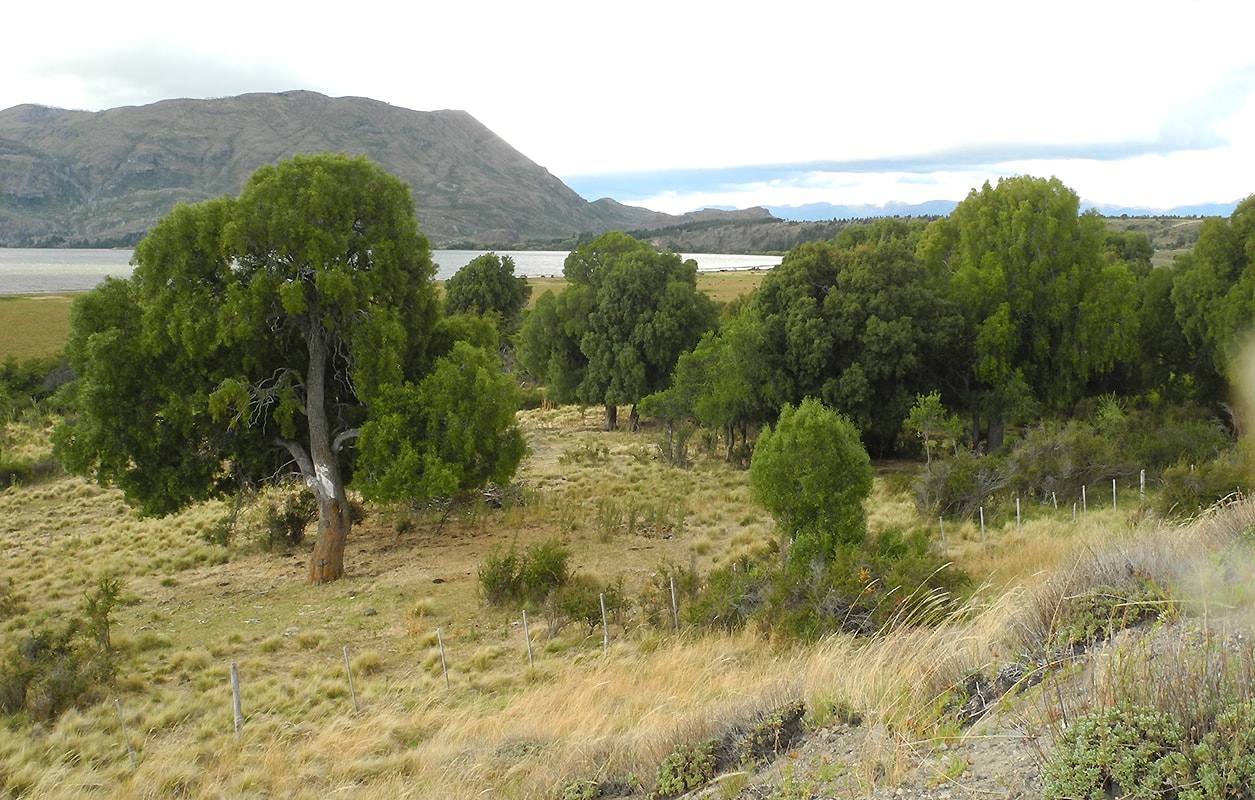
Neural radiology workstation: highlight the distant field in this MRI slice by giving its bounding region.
[528,269,767,306]
[0,272,770,360]
[0,294,74,360]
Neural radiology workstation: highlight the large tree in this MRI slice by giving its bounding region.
[747,218,965,454]
[1171,195,1255,394]
[517,232,717,428]
[55,154,524,584]
[920,176,1139,448]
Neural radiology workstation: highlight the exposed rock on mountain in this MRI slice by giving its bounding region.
[0,91,667,247]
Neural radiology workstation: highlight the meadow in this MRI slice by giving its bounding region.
[4,394,1254,798]
[4,268,1255,798]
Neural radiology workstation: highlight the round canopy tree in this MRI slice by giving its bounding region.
[749,398,874,566]
[54,153,524,584]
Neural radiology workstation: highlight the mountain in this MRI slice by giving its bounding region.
[766,200,958,221]
[768,198,1240,223]
[0,91,663,248]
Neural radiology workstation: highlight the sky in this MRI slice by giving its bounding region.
[4,0,1254,216]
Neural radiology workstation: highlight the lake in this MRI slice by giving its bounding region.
[0,248,781,295]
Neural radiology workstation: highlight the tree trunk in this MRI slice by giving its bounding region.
[603,404,618,430]
[302,321,352,584]
[309,497,352,583]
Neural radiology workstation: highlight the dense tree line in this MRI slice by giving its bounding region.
[515,176,1251,482]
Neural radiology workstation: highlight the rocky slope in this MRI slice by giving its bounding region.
[0,91,669,247]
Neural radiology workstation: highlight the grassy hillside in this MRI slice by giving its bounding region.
[3,400,1253,798]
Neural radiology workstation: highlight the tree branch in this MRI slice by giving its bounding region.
[332,428,360,454]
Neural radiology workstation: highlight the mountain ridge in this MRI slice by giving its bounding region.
[0,91,673,247]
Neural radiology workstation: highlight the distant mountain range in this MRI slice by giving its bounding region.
[0,91,675,248]
[764,199,1240,222]
[0,91,1238,250]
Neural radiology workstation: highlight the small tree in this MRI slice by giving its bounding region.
[442,252,531,332]
[749,398,873,565]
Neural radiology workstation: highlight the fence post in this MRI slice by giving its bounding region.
[343,646,358,713]
[600,593,609,656]
[522,610,534,668]
[938,517,946,552]
[437,627,450,690]
[979,507,985,544]
[115,699,136,770]
[1016,497,1021,534]
[669,576,680,631]
[1112,478,1117,511]
[230,662,243,738]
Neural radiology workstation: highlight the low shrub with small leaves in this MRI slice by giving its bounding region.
[653,738,718,798]
[1042,704,1184,800]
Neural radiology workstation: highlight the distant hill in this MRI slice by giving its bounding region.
[0,91,668,248]
[766,198,1239,222]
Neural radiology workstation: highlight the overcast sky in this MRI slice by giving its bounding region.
[4,0,1253,214]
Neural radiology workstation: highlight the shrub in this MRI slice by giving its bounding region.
[653,738,718,797]
[750,399,873,562]
[554,576,630,634]
[1041,705,1184,800]
[1156,446,1253,518]
[0,578,121,721]
[914,450,1008,520]
[478,539,571,608]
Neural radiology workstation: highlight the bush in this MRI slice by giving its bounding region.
[478,539,571,608]
[554,575,630,634]
[0,577,121,721]
[653,738,718,797]
[1156,445,1253,518]
[687,529,966,640]
[914,451,1008,520]
[1041,705,1184,800]
[750,399,874,563]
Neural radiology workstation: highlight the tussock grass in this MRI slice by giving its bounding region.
[2,405,1253,798]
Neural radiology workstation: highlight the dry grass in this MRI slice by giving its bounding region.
[2,406,1253,799]
[0,294,75,360]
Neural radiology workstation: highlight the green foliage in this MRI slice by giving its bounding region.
[750,398,874,564]
[747,218,965,453]
[1156,444,1253,518]
[1041,705,1185,800]
[653,738,719,797]
[357,340,526,505]
[554,575,630,634]
[688,530,964,639]
[0,578,121,721]
[922,176,1139,439]
[902,391,964,462]
[1170,195,1255,387]
[50,154,522,582]
[261,483,318,548]
[1049,575,1176,653]
[442,252,531,331]
[734,701,807,767]
[478,539,571,608]
[517,232,717,426]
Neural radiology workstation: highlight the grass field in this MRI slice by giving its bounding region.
[0,295,75,361]
[0,271,768,361]
[3,398,1251,798]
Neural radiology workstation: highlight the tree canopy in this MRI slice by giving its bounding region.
[919,176,1139,447]
[749,398,873,565]
[517,232,717,428]
[55,153,524,583]
[442,252,531,331]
